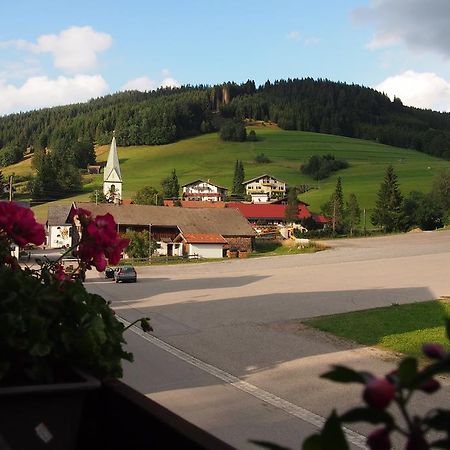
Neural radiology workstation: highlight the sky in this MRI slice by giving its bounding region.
[2,0,450,116]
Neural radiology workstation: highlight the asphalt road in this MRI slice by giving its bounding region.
[86,230,450,449]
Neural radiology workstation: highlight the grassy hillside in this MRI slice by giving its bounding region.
[18,126,450,221]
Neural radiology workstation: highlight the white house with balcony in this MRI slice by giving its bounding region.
[242,174,286,203]
[182,179,228,202]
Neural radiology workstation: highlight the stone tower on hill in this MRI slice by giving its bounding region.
[103,132,122,204]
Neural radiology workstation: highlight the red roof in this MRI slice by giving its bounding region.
[164,200,226,208]
[181,233,227,244]
[226,203,312,220]
[312,214,330,224]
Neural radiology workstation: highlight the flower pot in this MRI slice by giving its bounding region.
[238,250,248,258]
[0,369,100,450]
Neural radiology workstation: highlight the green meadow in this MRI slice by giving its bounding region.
[6,126,449,221]
[307,300,450,359]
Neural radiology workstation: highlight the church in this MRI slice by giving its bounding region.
[103,132,122,204]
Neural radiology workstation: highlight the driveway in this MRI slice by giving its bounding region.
[86,230,450,449]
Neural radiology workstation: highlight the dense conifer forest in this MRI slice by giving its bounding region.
[2,78,450,166]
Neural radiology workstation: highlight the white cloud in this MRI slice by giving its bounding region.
[0,26,112,73]
[34,26,112,72]
[286,31,301,41]
[0,74,108,116]
[122,76,156,91]
[374,70,450,111]
[160,77,180,88]
[122,73,180,92]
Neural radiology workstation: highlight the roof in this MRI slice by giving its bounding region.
[164,200,226,208]
[226,202,311,220]
[103,136,122,182]
[179,233,227,244]
[242,174,286,185]
[312,214,330,224]
[181,179,228,190]
[47,204,72,226]
[71,202,255,237]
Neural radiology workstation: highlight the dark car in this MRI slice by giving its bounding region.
[105,267,115,279]
[114,265,137,283]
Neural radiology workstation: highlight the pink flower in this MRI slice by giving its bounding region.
[53,264,70,282]
[363,378,396,409]
[0,202,45,247]
[422,343,446,360]
[74,211,128,271]
[367,428,391,450]
[419,378,441,394]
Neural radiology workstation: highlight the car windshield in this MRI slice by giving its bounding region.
[121,267,134,273]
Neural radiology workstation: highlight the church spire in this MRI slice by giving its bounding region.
[103,132,123,203]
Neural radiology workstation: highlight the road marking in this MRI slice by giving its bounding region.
[118,316,367,449]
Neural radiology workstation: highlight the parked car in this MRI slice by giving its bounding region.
[105,267,115,279]
[114,265,137,283]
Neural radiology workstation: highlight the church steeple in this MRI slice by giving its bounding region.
[103,131,122,203]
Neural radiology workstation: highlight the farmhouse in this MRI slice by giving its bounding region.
[242,174,286,202]
[46,204,72,249]
[69,202,255,257]
[227,202,312,224]
[182,179,228,202]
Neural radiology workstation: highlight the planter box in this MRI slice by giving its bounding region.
[238,251,248,258]
[78,379,235,449]
[0,370,100,450]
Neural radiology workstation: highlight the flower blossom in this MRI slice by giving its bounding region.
[363,377,396,409]
[75,212,128,271]
[0,202,45,247]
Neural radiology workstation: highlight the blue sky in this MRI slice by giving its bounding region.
[2,0,450,115]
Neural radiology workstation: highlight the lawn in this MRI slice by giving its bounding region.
[252,238,326,256]
[307,300,450,359]
[4,126,448,221]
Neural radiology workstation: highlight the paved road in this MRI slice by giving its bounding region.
[86,230,450,449]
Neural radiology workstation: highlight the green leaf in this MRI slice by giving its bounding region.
[340,407,394,426]
[445,318,450,342]
[321,366,366,384]
[248,440,292,450]
[302,434,322,450]
[398,357,418,387]
[424,409,450,431]
[321,411,349,450]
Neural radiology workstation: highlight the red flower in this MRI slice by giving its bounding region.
[419,378,441,394]
[367,428,391,450]
[422,343,446,360]
[0,202,45,247]
[363,378,396,409]
[75,212,128,271]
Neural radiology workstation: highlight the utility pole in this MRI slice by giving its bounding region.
[148,224,152,264]
[95,190,98,205]
[8,175,13,202]
[363,208,367,235]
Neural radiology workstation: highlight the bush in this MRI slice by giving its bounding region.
[301,154,349,180]
[219,120,247,142]
[255,153,271,163]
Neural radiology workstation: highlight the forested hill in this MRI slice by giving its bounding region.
[2,78,450,166]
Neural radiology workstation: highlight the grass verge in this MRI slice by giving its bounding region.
[306,300,450,359]
[251,239,328,257]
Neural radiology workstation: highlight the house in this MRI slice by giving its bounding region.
[226,201,312,225]
[68,202,255,257]
[242,174,286,202]
[87,162,106,174]
[182,179,228,202]
[46,204,73,248]
[174,233,227,258]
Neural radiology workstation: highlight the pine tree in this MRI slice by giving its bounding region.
[346,193,361,236]
[161,168,180,198]
[322,177,344,233]
[372,165,404,232]
[285,187,299,222]
[232,160,245,196]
